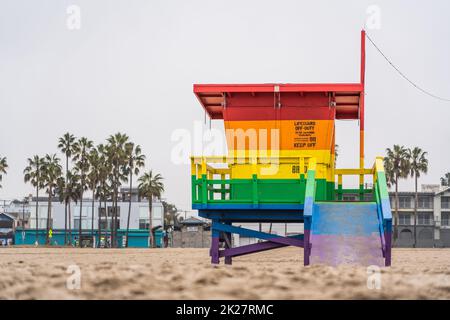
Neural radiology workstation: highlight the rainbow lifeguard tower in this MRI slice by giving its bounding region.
[190,31,392,266]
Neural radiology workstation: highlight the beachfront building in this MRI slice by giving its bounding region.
[0,212,15,245]
[15,187,165,247]
[389,185,450,248]
[0,198,31,245]
[172,217,211,248]
[3,198,31,228]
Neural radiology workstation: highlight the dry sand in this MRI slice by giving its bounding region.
[1,247,450,299]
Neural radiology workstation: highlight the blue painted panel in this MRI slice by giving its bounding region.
[198,209,304,223]
[384,220,392,232]
[304,196,314,217]
[304,216,312,231]
[211,220,220,237]
[312,202,380,236]
[380,198,392,220]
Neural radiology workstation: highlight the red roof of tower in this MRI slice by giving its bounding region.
[194,83,363,120]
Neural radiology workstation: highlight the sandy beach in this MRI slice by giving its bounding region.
[0,247,449,300]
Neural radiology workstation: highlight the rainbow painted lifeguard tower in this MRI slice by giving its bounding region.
[190,30,392,266]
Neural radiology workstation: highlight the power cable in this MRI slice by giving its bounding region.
[365,31,450,102]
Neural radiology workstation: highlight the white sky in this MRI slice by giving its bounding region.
[1,0,449,212]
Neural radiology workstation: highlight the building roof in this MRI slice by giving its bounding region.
[388,191,435,196]
[180,217,206,225]
[436,186,450,196]
[0,212,15,221]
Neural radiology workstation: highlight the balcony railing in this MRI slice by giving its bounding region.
[191,155,314,206]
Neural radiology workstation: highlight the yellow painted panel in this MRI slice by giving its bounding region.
[229,150,333,180]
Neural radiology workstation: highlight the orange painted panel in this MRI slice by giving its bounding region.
[224,120,334,151]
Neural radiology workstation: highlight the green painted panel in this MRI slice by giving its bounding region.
[192,176,336,204]
[232,180,306,203]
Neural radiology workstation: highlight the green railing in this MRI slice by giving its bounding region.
[334,168,374,201]
[191,156,312,205]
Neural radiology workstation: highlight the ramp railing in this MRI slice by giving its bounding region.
[303,158,317,265]
[372,157,393,266]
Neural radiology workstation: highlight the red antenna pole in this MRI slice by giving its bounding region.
[360,29,366,85]
[359,29,366,195]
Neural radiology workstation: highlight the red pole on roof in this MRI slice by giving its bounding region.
[360,29,366,85]
[359,29,366,190]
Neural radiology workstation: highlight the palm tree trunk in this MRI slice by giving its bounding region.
[104,198,108,247]
[394,176,399,241]
[64,155,68,245]
[91,188,95,247]
[115,189,119,247]
[125,172,132,247]
[79,181,84,248]
[46,188,52,245]
[68,201,72,245]
[111,185,117,248]
[98,197,102,248]
[414,175,418,248]
[148,198,154,248]
[112,190,116,248]
[113,171,120,248]
[116,192,119,247]
[64,200,68,245]
[35,186,39,244]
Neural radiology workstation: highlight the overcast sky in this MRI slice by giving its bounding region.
[1,0,449,212]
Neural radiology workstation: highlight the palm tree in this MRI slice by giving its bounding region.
[0,156,8,189]
[66,172,80,245]
[41,154,63,244]
[407,147,429,248]
[383,156,395,189]
[138,171,164,248]
[162,200,178,230]
[105,133,129,247]
[87,147,101,246]
[58,133,76,245]
[124,143,146,247]
[57,170,79,245]
[57,175,68,244]
[24,155,44,243]
[20,197,29,229]
[96,144,111,247]
[384,145,410,241]
[73,137,93,247]
[441,173,450,187]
